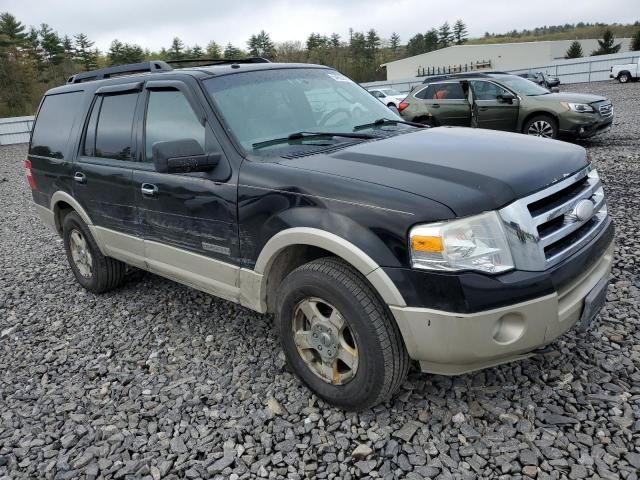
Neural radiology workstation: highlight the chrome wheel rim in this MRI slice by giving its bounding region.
[620,75,628,83]
[292,297,359,385]
[527,120,554,138]
[70,229,93,278]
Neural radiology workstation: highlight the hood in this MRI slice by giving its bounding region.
[277,127,588,217]
[533,92,608,104]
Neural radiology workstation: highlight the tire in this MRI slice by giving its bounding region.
[523,114,558,139]
[276,257,409,410]
[618,72,630,84]
[62,211,126,293]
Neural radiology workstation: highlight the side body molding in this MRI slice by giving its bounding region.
[239,227,407,313]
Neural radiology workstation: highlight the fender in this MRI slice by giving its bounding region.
[240,226,407,313]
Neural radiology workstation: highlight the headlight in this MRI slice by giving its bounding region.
[561,102,595,113]
[409,211,514,273]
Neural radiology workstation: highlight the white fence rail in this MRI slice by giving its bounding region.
[0,116,34,145]
[362,51,640,93]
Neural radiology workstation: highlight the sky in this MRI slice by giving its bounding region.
[3,0,640,52]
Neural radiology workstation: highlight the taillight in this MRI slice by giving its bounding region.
[25,159,37,190]
[398,102,409,112]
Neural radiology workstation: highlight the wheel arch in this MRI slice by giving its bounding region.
[617,70,631,80]
[243,228,407,314]
[50,191,93,235]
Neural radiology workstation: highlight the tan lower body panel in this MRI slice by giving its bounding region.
[390,241,614,375]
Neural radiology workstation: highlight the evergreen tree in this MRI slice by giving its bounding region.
[453,19,468,45]
[191,44,204,58]
[438,22,452,48]
[592,29,621,55]
[365,29,380,61]
[168,37,184,60]
[406,33,425,56]
[39,24,64,65]
[565,40,583,58]
[329,33,341,49]
[389,32,400,54]
[631,29,640,51]
[206,41,221,58]
[247,30,275,59]
[223,43,243,59]
[73,33,98,71]
[424,29,439,52]
[108,39,143,65]
[0,12,28,49]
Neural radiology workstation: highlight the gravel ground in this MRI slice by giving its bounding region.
[1,81,639,480]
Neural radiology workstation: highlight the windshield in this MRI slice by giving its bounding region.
[498,76,550,96]
[202,68,399,152]
[380,88,402,96]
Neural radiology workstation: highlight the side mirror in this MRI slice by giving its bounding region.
[550,86,560,93]
[152,139,220,174]
[497,92,516,104]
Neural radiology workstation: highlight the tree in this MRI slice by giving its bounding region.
[565,40,583,58]
[631,29,640,51]
[389,32,400,54]
[0,12,28,49]
[39,24,64,65]
[223,43,243,59]
[406,33,425,56]
[108,39,143,65]
[191,44,204,58]
[168,37,184,60]
[73,33,98,71]
[453,19,468,45]
[365,29,380,61]
[438,22,453,48]
[247,30,275,59]
[206,41,221,58]
[424,29,439,52]
[592,29,621,55]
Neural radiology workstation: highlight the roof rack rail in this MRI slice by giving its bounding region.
[67,60,173,84]
[165,57,271,66]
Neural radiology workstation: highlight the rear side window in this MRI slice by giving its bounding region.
[87,93,138,160]
[30,92,84,159]
[419,83,465,100]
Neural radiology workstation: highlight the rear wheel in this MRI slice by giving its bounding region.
[276,257,409,410]
[63,212,126,293]
[618,72,630,84]
[523,115,558,139]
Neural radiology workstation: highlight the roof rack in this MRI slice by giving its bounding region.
[165,57,271,66]
[67,60,173,84]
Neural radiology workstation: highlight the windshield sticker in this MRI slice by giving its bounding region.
[327,73,351,82]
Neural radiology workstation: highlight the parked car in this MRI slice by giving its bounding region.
[400,72,613,139]
[367,87,406,109]
[519,71,561,89]
[28,60,613,409]
[610,58,640,83]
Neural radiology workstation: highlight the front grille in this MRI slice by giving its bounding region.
[598,102,613,118]
[499,166,608,271]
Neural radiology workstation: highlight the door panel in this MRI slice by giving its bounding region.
[133,85,240,272]
[469,80,519,131]
[73,93,142,252]
[417,82,471,126]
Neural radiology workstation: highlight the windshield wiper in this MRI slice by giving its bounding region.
[353,118,428,131]
[252,131,378,150]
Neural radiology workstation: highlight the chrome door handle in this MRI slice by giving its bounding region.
[73,172,86,184]
[141,183,158,196]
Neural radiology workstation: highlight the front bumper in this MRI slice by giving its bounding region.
[559,112,613,138]
[390,240,614,375]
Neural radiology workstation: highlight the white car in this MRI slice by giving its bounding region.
[368,88,407,109]
[610,59,640,83]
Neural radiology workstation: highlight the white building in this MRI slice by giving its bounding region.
[382,38,633,80]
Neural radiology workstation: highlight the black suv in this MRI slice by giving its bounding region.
[27,59,614,409]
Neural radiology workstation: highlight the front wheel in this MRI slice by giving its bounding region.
[276,257,409,410]
[618,73,630,84]
[523,115,558,139]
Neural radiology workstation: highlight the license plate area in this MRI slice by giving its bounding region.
[576,277,609,331]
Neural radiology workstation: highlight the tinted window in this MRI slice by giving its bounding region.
[470,81,509,100]
[30,92,84,159]
[145,90,205,161]
[94,93,138,160]
[419,83,465,100]
[83,97,101,157]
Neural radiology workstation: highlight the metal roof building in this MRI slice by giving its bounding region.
[382,38,633,80]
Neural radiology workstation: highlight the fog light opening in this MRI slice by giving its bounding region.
[492,313,526,345]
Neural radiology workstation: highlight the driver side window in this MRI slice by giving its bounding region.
[470,81,509,101]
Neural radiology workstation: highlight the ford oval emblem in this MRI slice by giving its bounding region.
[573,199,594,221]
